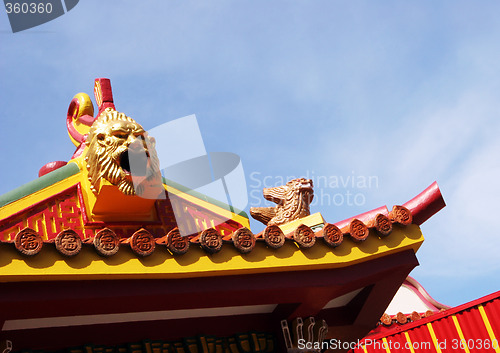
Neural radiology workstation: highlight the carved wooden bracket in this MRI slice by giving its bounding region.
[281,317,328,352]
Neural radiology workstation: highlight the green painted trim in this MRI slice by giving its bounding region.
[0,163,80,208]
[162,177,249,219]
[0,163,249,220]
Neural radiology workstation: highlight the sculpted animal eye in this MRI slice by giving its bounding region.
[114,133,128,139]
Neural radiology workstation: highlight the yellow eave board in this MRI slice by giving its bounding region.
[0,224,423,282]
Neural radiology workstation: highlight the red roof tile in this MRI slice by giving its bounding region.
[0,182,445,258]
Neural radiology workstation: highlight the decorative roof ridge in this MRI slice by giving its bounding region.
[162,177,249,219]
[2,182,443,258]
[378,309,443,327]
[363,289,500,341]
[0,162,80,208]
[405,276,451,310]
[402,181,445,225]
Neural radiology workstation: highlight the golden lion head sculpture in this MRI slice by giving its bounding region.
[85,108,161,196]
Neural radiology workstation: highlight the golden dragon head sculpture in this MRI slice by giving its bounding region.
[250,178,314,226]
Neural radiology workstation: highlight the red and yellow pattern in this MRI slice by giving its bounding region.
[0,184,246,242]
[354,291,500,353]
[0,187,84,241]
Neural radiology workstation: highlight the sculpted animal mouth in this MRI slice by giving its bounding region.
[299,181,313,190]
[250,178,314,226]
[85,109,162,196]
[119,149,149,176]
[120,150,131,174]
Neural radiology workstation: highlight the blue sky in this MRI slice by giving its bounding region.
[1,1,499,308]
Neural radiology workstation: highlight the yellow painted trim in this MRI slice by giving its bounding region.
[382,337,392,353]
[404,331,416,353]
[0,224,423,282]
[165,184,250,228]
[451,315,471,353]
[0,173,84,220]
[426,322,442,353]
[279,212,325,234]
[478,304,500,353]
[0,154,249,229]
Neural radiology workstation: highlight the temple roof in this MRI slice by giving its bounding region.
[0,79,448,351]
[353,289,500,353]
[0,181,444,281]
[366,276,451,336]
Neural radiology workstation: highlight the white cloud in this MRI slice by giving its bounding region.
[417,134,500,276]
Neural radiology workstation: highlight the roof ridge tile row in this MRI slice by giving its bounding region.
[2,205,413,258]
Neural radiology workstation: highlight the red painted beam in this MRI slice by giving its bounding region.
[403,181,446,225]
[0,251,418,350]
[0,313,277,350]
[333,182,445,229]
